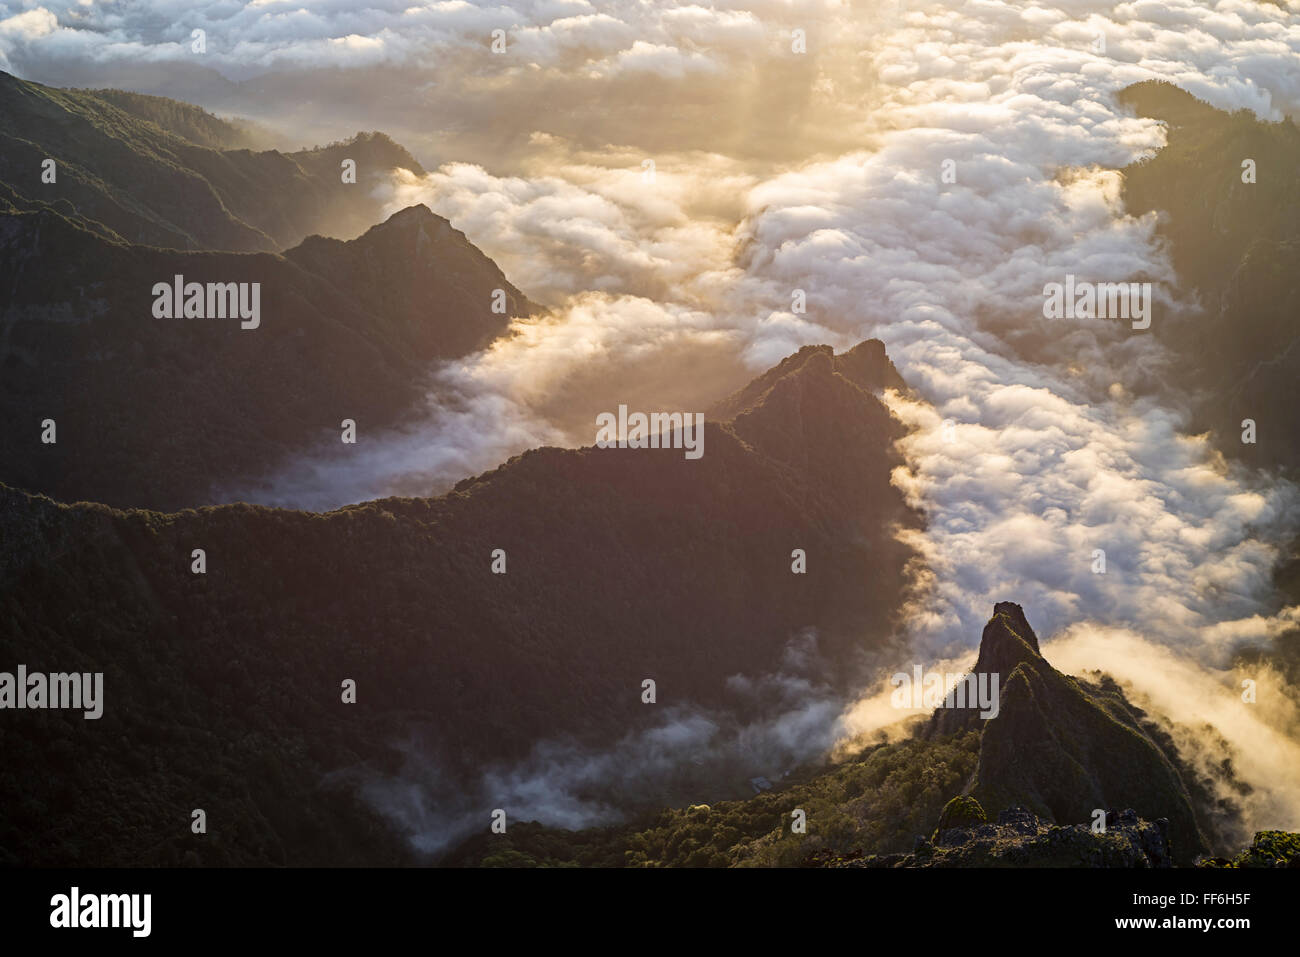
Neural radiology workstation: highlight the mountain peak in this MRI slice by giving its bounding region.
[382,203,441,225]
[922,601,1208,864]
[348,204,466,249]
[975,600,1041,675]
[834,337,908,394]
[972,598,1040,681]
[707,338,905,423]
[288,131,428,178]
[926,602,1043,737]
[281,202,532,364]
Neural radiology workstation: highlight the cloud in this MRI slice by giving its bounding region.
[351,631,848,856]
[1045,622,1300,840]
[231,0,1300,679]
[586,39,720,78]
[220,291,749,511]
[0,8,56,42]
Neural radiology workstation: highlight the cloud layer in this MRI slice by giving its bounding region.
[10,0,1300,840]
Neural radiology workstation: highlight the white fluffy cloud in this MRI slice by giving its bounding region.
[207,2,1300,675]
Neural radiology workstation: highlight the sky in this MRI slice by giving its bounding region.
[5,0,1300,844]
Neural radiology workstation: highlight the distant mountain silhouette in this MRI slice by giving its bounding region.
[0,202,531,509]
[1120,79,1300,474]
[1120,80,1300,694]
[0,70,424,251]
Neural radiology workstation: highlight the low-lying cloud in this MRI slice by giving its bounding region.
[350,631,849,856]
[12,0,1300,844]
[234,0,1300,838]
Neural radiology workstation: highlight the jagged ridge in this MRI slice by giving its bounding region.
[0,340,917,865]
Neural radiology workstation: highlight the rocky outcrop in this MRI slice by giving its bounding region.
[925,603,1206,864]
[824,806,1175,868]
[1197,830,1300,868]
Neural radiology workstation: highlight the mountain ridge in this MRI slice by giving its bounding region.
[0,200,528,509]
[0,338,918,865]
[0,70,425,252]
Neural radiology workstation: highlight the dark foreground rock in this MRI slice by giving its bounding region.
[818,806,1174,868]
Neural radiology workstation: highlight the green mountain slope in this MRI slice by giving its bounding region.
[78,88,262,151]
[927,603,1205,864]
[449,604,1219,867]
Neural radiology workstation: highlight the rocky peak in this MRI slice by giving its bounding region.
[372,203,445,230]
[282,203,533,360]
[973,600,1042,677]
[832,337,908,394]
[707,338,906,423]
